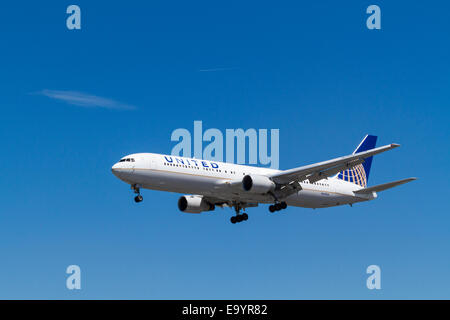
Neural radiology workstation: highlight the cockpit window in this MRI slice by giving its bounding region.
[119,158,135,163]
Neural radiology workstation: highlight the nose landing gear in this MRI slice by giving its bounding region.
[132,184,143,203]
[269,201,287,213]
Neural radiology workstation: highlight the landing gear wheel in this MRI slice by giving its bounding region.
[269,205,276,213]
[274,203,282,211]
[134,195,143,203]
[280,202,287,210]
[230,203,249,224]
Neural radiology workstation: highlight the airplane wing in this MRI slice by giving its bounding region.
[353,177,417,194]
[270,143,400,184]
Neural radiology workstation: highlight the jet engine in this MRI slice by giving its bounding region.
[242,174,276,193]
[178,195,215,214]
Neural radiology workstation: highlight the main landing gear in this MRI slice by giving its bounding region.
[132,184,143,203]
[269,201,287,213]
[230,213,248,224]
[230,204,248,224]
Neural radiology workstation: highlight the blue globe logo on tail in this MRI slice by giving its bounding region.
[337,135,377,188]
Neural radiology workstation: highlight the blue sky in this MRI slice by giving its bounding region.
[0,0,449,299]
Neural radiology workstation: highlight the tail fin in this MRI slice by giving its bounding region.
[337,135,378,187]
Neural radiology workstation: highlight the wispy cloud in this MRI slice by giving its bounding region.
[198,67,238,72]
[38,89,136,110]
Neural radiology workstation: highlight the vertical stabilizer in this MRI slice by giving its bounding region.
[336,135,377,187]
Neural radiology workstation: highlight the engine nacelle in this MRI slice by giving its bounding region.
[242,174,275,194]
[178,195,215,214]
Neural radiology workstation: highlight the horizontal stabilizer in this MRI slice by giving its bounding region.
[354,177,417,194]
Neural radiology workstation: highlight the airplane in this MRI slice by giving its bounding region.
[111,135,416,224]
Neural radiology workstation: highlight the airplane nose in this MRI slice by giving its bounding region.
[111,163,119,175]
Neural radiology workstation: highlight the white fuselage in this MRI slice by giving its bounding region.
[111,153,375,209]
